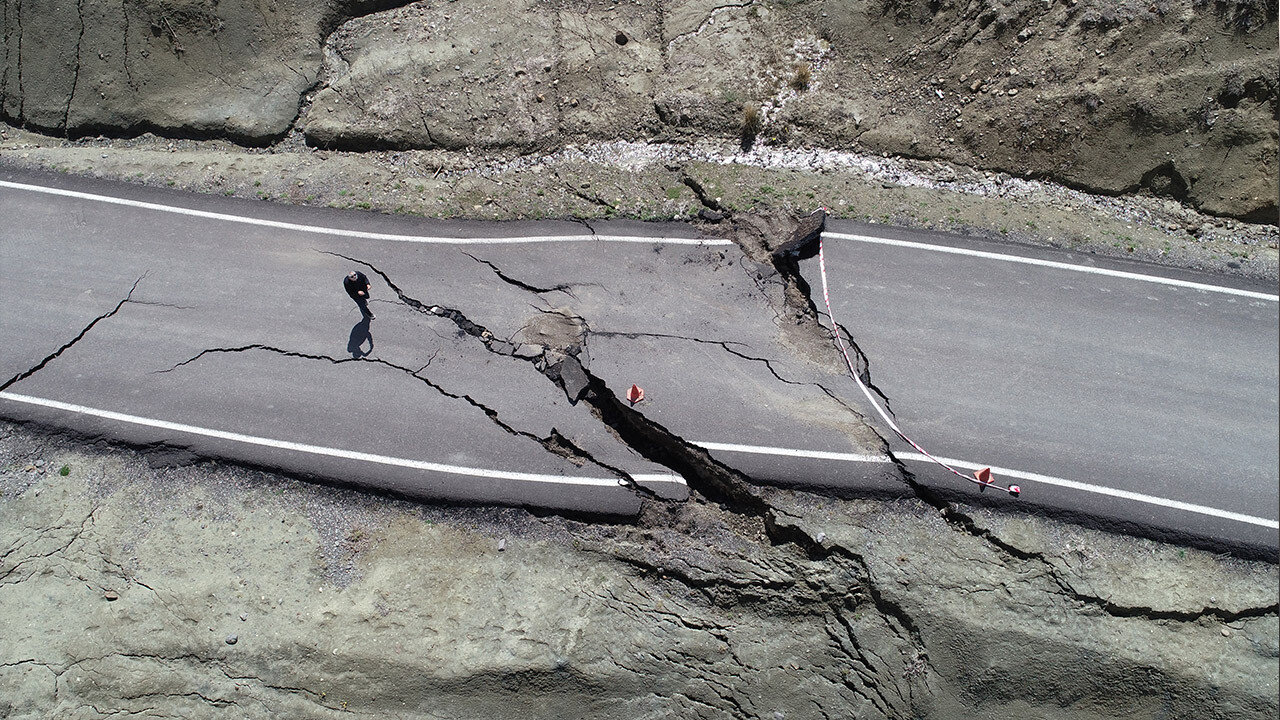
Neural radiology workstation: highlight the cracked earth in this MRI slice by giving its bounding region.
[2,419,1277,719]
[2,0,1277,712]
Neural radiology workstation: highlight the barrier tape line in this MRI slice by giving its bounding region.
[817,234,1019,494]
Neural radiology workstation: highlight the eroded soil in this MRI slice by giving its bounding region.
[2,422,1277,719]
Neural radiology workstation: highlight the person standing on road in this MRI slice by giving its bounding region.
[344,270,375,319]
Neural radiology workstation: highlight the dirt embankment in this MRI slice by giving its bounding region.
[1,0,1276,222]
[2,423,1277,719]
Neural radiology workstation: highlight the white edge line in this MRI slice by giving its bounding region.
[824,231,1280,302]
[1,390,1268,527]
[10,180,1269,524]
[631,473,688,485]
[0,180,733,247]
[0,391,693,488]
[695,440,890,464]
[696,439,1277,530]
[898,452,1279,530]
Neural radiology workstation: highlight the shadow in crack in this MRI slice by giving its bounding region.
[347,316,373,358]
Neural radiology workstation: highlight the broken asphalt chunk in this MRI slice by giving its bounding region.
[547,355,591,405]
[770,208,827,261]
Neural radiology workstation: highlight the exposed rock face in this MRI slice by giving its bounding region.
[827,0,1279,223]
[2,0,1275,221]
[0,0,346,142]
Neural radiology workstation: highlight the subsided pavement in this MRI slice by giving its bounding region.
[1,168,1276,559]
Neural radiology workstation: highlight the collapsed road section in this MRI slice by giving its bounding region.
[5,171,1273,559]
[0,174,900,520]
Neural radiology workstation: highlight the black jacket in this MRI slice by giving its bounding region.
[343,271,370,300]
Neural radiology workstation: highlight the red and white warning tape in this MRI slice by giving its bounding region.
[816,232,1021,497]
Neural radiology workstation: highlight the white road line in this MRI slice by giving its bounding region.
[696,440,1277,529]
[695,440,890,463]
[8,178,1264,300]
[1,389,1269,528]
[5,176,1273,526]
[0,391,689,488]
[631,474,688,485]
[0,179,733,247]
[897,452,1279,530]
[824,231,1280,301]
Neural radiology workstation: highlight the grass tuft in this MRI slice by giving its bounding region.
[741,103,763,148]
[791,62,811,91]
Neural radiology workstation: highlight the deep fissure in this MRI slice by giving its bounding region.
[283,238,1280,628]
[695,210,1280,623]
[464,251,578,296]
[322,250,766,511]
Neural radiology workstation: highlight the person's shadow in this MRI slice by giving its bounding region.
[347,316,374,358]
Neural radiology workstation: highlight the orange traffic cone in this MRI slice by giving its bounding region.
[974,467,993,485]
[626,384,645,405]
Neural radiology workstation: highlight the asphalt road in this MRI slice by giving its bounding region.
[2,168,1276,556]
[810,222,1279,555]
[0,169,897,517]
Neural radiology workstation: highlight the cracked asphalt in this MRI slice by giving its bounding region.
[810,223,1279,557]
[0,168,895,517]
[2,168,1278,719]
[2,166,1276,557]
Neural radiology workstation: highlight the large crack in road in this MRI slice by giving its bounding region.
[314,217,967,705]
[677,204,1280,628]
[327,209,1274,633]
[4,213,1270,634]
[153,343,630,483]
[323,249,765,510]
[2,205,1274,719]
[0,275,145,394]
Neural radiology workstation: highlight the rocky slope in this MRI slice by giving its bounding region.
[1,0,1276,221]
